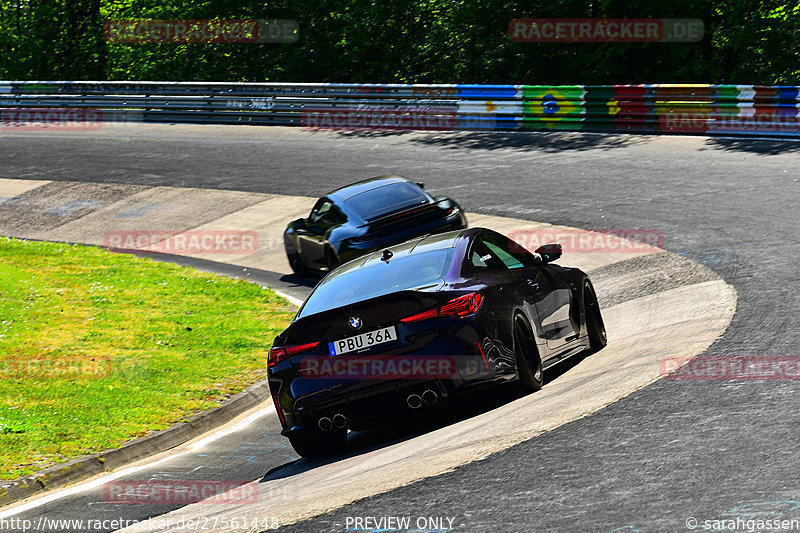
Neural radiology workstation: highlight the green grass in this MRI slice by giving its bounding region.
[0,237,294,480]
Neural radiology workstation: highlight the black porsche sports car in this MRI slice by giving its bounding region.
[268,228,606,458]
[283,175,467,274]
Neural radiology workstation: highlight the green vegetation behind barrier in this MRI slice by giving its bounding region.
[0,1,798,85]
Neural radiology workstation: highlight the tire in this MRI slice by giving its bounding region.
[514,315,544,393]
[288,428,346,459]
[584,280,607,351]
[287,251,305,275]
[325,247,340,272]
[285,236,305,275]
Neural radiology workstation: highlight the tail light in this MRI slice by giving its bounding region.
[440,293,483,317]
[401,293,483,323]
[268,341,319,367]
[400,308,439,323]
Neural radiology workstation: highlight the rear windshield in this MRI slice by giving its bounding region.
[297,249,454,318]
[344,182,428,220]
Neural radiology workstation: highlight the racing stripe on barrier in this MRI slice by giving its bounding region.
[456,84,522,99]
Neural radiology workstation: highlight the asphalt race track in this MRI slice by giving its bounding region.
[0,180,735,530]
[0,124,798,532]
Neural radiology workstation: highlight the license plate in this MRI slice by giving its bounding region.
[328,326,398,356]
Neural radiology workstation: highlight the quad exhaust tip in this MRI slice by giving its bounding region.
[422,389,438,405]
[332,413,347,429]
[407,393,423,409]
[318,416,333,432]
[319,414,347,431]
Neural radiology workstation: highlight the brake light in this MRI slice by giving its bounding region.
[400,308,439,324]
[400,293,483,324]
[440,293,483,318]
[268,341,319,367]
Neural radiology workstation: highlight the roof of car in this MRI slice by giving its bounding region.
[326,175,411,202]
[328,229,467,278]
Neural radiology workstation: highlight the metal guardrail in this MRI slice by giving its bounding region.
[1,81,799,136]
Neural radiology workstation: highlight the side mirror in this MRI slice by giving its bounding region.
[535,243,562,264]
[416,182,425,189]
[291,217,306,229]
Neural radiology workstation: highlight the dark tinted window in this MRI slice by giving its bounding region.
[344,182,428,220]
[467,233,536,273]
[309,198,345,225]
[484,241,524,269]
[298,249,454,318]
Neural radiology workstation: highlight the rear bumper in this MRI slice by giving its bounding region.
[271,350,508,435]
[280,378,449,435]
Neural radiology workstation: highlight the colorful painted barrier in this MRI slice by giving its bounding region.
[1,81,798,136]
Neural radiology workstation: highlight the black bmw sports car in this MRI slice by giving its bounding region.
[283,175,467,274]
[268,228,606,458]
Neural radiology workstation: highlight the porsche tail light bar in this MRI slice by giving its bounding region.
[401,293,484,323]
[268,341,319,367]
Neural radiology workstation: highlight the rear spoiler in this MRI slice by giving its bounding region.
[361,202,442,230]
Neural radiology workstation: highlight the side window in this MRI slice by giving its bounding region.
[486,233,537,269]
[484,241,525,269]
[309,199,344,225]
[309,199,330,222]
[468,236,509,271]
[470,249,492,269]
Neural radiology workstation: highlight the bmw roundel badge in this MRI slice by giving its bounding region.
[348,316,362,329]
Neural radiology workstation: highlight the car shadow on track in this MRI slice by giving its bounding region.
[257,348,599,484]
[320,129,800,155]
[321,129,643,153]
[278,272,319,288]
[702,136,800,154]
